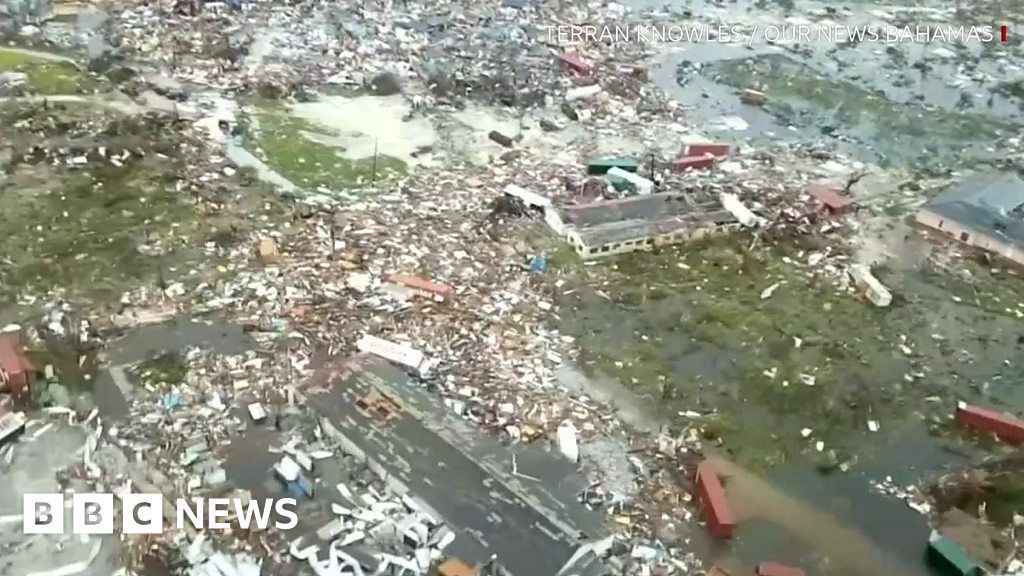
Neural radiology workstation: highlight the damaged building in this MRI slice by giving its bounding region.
[916,172,1024,266]
[559,193,737,259]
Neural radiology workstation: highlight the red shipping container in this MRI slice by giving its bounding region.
[685,143,731,158]
[674,156,717,172]
[0,334,34,408]
[807,183,856,216]
[695,461,735,539]
[557,52,592,76]
[388,273,455,301]
[956,401,1024,443]
[757,563,806,576]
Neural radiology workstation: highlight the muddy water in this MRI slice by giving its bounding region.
[641,0,1022,169]
[713,457,923,576]
[93,318,255,419]
[560,239,1024,574]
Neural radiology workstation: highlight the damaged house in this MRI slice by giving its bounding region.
[560,193,736,259]
[916,172,1024,266]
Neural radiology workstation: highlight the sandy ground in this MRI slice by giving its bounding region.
[290,95,437,164]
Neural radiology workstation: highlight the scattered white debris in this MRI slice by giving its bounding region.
[849,265,892,307]
[346,273,373,293]
[557,420,580,463]
[720,192,767,228]
[760,281,784,300]
[356,335,425,370]
[565,84,602,101]
[248,402,267,422]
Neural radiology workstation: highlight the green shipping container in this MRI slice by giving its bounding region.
[926,536,982,576]
[587,157,638,175]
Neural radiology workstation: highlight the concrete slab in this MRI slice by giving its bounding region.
[0,423,122,576]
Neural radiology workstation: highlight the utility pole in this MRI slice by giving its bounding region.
[156,259,166,291]
[329,218,336,260]
[371,138,378,185]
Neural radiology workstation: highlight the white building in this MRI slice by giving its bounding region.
[559,193,737,259]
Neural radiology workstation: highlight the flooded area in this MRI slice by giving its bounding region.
[644,0,1023,170]
[556,231,1024,573]
[3,0,1024,573]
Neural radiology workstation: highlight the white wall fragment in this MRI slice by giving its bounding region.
[557,420,580,463]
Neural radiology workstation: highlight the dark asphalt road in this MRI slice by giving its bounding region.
[303,355,607,576]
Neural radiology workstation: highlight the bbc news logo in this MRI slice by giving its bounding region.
[23,494,299,534]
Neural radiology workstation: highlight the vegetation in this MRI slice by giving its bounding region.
[248,101,407,192]
[0,49,98,95]
[554,235,1024,468]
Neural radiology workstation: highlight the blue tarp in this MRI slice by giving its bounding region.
[162,393,183,410]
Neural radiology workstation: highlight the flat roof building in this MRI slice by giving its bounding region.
[916,172,1024,266]
[560,193,736,259]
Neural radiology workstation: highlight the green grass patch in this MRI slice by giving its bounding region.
[132,351,190,389]
[0,134,284,306]
[249,101,407,192]
[0,49,97,95]
[0,163,196,302]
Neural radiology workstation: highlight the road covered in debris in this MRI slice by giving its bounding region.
[2,0,1024,575]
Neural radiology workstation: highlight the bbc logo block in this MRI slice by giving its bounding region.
[23,493,162,535]
[23,493,298,534]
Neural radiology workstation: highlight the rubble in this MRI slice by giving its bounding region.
[0,410,27,445]
[848,265,893,307]
[257,237,280,265]
[557,53,592,76]
[386,274,454,302]
[4,0,1024,573]
[740,89,768,106]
